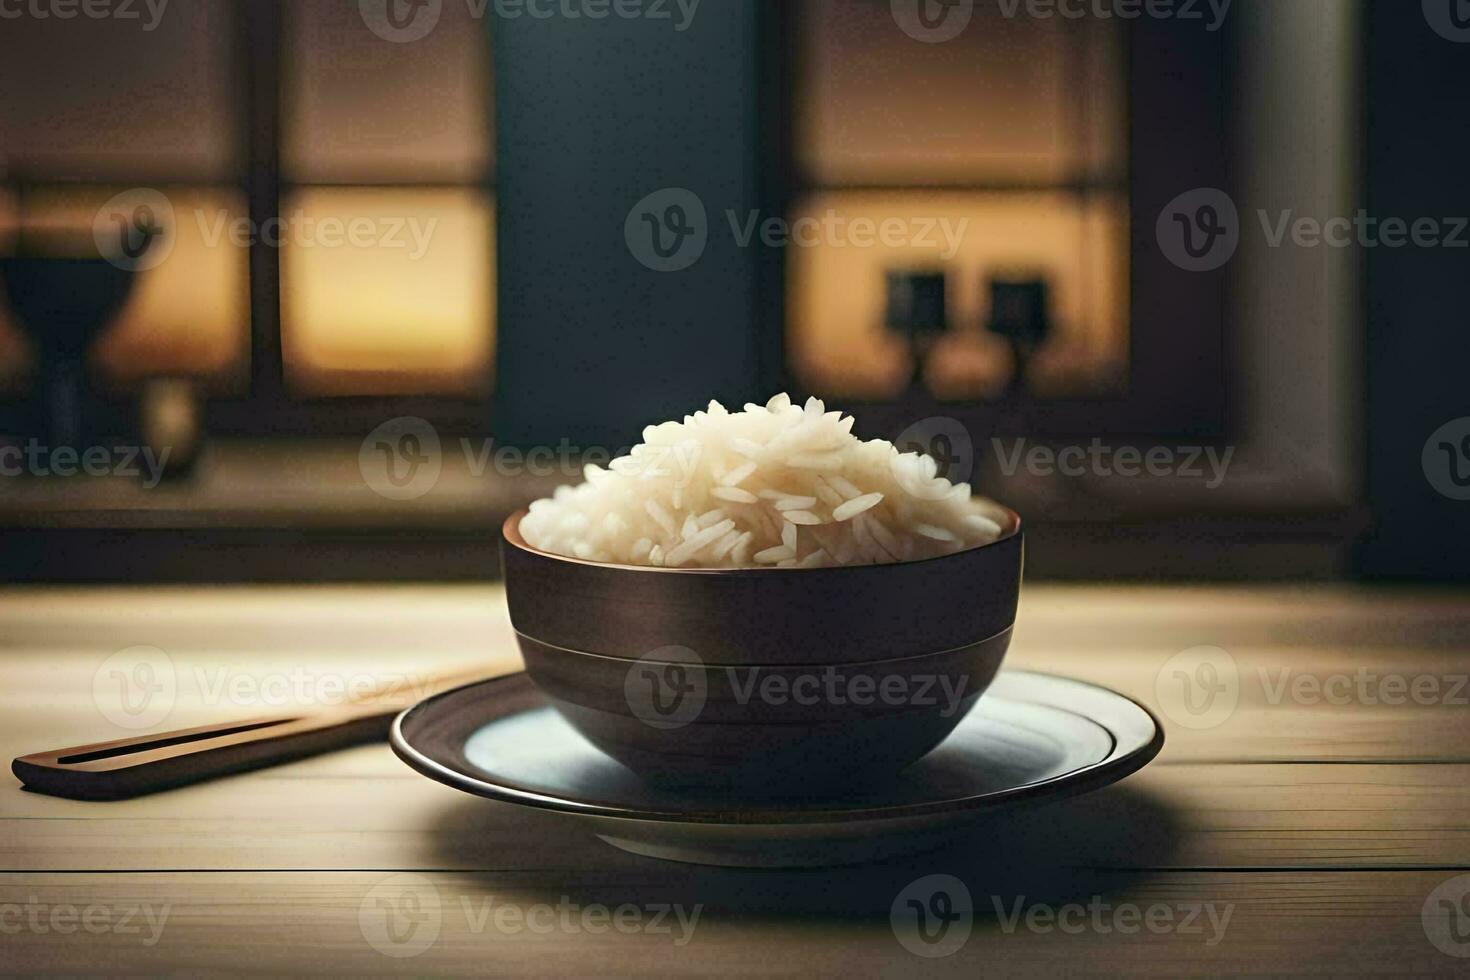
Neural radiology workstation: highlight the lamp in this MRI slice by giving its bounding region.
[985,275,1053,394]
[884,269,949,393]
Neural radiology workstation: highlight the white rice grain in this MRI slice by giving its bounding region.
[711,486,758,504]
[786,452,844,470]
[914,523,960,544]
[666,519,736,567]
[519,394,1010,568]
[833,492,883,522]
[720,460,758,486]
[754,545,793,564]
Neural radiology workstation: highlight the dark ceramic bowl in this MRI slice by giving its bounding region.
[501,506,1022,789]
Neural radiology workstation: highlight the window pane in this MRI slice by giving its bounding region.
[0,2,240,181]
[279,187,494,397]
[795,0,1125,186]
[786,192,1128,399]
[282,2,492,183]
[789,2,1129,402]
[0,185,250,395]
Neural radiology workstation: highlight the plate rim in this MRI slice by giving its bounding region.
[390,670,1164,827]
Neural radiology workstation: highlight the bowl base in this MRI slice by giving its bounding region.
[546,693,983,794]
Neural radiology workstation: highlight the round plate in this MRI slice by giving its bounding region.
[391,671,1163,867]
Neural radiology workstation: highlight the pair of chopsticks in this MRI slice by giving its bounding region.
[12,666,497,801]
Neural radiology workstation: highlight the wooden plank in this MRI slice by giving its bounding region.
[0,584,512,653]
[1004,648,1470,763]
[3,585,1469,765]
[1,584,1468,974]
[3,757,1469,873]
[1153,705,1470,763]
[3,584,1467,661]
[0,586,1466,881]
[0,870,1463,976]
[1013,586,1470,654]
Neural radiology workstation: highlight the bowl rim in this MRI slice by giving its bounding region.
[502,500,1021,575]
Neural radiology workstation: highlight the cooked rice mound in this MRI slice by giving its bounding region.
[519,393,1011,568]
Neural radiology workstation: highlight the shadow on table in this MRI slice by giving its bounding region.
[427,779,1182,923]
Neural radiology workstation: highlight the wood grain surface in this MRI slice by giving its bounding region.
[3,584,1468,975]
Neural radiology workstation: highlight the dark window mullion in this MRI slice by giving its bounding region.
[240,0,285,417]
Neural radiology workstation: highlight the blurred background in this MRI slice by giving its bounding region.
[0,0,1465,582]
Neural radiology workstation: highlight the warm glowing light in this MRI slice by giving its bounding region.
[282,1,493,184]
[795,1,1125,187]
[0,185,250,395]
[279,187,494,397]
[786,192,1128,399]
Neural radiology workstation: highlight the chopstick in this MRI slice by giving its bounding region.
[12,665,501,801]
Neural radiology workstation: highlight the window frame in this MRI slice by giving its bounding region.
[0,0,497,442]
[772,10,1230,442]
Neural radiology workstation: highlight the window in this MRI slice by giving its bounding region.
[279,2,494,402]
[0,1,249,409]
[0,0,497,437]
[780,2,1227,438]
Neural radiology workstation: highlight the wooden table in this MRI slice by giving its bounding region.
[3,584,1468,975]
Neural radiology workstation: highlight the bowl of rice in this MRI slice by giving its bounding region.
[502,394,1022,790]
